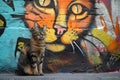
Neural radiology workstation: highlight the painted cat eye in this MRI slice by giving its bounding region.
[69,3,89,20]
[71,4,82,15]
[70,4,88,15]
[34,0,55,8]
[39,0,50,7]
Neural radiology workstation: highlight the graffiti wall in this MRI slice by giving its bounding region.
[0,0,120,73]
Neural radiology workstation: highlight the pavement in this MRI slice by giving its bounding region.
[0,72,120,80]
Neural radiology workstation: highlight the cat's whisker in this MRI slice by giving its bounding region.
[73,41,85,56]
[70,41,75,54]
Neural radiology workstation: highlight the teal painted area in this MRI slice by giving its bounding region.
[0,0,30,71]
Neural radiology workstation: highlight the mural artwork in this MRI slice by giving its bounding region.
[0,0,120,73]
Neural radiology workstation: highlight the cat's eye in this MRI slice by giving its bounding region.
[72,4,82,15]
[70,4,88,15]
[34,0,54,8]
[68,3,89,20]
[39,0,50,7]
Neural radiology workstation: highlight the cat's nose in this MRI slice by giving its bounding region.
[54,25,66,35]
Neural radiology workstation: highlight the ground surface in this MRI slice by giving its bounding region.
[0,72,120,80]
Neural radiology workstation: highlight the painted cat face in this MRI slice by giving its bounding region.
[24,0,94,52]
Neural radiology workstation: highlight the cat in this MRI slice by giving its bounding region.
[17,22,46,75]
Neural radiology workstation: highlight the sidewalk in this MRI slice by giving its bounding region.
[0,72,120,80]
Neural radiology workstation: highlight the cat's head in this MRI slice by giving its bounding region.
[31,23,46,40]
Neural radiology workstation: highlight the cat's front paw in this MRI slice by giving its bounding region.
[39,73,44,76]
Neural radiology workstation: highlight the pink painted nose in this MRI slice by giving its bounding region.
[54,25,66,35]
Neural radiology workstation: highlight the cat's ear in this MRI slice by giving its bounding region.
[30,22,40,33]
[43,26,46,32]
[34,22,40,30]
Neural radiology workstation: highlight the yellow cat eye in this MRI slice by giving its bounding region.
[39,0,50,7]
[70,4,89,20]
[72,4,82,15]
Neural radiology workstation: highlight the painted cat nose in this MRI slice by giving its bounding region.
[54,25,66,35]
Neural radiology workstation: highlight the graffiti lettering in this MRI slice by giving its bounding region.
[18,42,24,50]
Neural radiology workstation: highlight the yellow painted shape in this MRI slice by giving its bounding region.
[89,55,102,65]
[92,28,114,46]
[18,42,24,50]
[45,29,57,43]
[92,28,118,54]
[46,44,65,52]
[0,19,4,26]
[61,30,78,44]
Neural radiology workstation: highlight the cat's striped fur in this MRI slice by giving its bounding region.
[17,23,46,75]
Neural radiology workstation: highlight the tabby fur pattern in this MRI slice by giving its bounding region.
[17,23,46,75]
